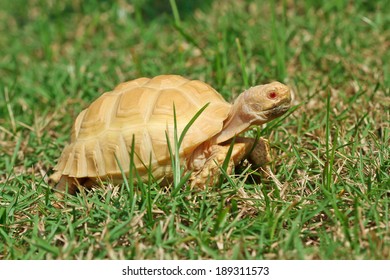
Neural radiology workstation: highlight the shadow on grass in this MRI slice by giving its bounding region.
[135,0,214,20]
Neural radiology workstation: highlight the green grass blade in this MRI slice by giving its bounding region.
[217,137,236,188]
[178,103,210,147]
[235,38,249,89]
[166,103,210,193]
[169,0,181,27]
[271,0,287,80]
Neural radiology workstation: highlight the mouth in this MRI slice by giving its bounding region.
[262,102,291,119]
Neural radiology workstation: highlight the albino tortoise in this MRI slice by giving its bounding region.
[51,75,291,194]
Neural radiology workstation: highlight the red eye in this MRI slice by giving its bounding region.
[268,91,277,99]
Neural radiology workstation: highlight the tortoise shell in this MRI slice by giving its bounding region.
[53,75,232,181]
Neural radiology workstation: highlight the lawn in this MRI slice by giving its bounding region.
[0,0,389,259]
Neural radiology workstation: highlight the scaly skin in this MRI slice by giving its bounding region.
[188,81,291,187]
[188,137,271,188]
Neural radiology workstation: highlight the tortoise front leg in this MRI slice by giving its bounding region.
[188,137,272,188]
[188,142,248,188]
[234,136,272,167]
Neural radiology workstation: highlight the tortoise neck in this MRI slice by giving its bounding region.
[212,91,266,143]
[212,113,249,144]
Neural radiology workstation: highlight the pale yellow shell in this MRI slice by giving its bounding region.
[53,75,231,181]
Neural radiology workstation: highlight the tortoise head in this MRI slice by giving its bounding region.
[241,81,291,123]
[214,81,292,143]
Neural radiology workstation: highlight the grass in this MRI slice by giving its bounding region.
[0,0,389,260]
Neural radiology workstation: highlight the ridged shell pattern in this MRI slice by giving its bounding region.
[54,75,231,180]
